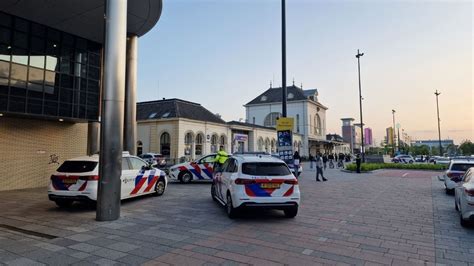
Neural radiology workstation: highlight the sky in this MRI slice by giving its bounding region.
[136,0,473,145]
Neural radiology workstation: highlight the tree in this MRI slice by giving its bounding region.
[459,140,474,155]
[410,145,430,156]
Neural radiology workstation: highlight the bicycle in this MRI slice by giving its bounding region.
[328,160,335,169]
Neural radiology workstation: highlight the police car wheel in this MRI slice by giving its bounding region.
[226,193,238,219]
[460,213,470,227]
[55,199,73,208]
[211,183,217,202]
[154,179,166,196]
[179,171,192,183]
[284,206,298,218]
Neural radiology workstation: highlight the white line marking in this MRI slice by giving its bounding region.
[402,173,409,177]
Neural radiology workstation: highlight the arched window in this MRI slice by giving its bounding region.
[160,132,171,156]
[211,134,218,153]
[219,135,226,150]
[136,140,143,156]
[271,139,276,153]
[184,132,193,156]
[257,137,264,151]
[195,133,204,156]
[265,138,270,153]
[264,112,281,127]
[315,114,322,135]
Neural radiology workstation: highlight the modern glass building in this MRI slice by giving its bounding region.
[0,0,163,200]
[0,11,101,121]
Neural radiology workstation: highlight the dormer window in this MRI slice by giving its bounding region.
[288,93,294,99]
[261,96,267,101]
[148,112,157,119]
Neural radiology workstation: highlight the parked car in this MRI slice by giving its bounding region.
[139,153,167,168]
[392,155,414,164]
[443,160,474,194]
[48,152,167,207]
[169,154,217,183]
[211,154,300,218]
[433,157,451,166]
[454,167,474,227]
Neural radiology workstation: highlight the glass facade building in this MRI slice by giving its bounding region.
[0,11,101,121]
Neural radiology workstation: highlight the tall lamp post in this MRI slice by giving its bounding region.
[392,109,396,156]
[356,50,365,161]
[281,0,287,117]
[435,90,442,156]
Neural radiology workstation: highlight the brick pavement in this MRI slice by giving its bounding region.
[0,167,473,265]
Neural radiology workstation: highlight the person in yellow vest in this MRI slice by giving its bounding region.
[213,147,229,172]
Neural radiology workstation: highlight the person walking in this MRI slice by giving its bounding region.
[355,154,362,173]
[309,154,314,169]
[322,153,328,170]
[315,153,327,182]
[293,151,301,177]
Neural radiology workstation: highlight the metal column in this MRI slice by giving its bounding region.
[124,35,138,156]
[281,0,287,117]
[96,0,127,221]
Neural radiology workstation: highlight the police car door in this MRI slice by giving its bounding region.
[221,158,237,199]
[199,155,215,179]
[216,159,231,200]
[128,157,152,197]
[121,157,135,199]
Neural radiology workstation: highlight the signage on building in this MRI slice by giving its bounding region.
[276,117,294,162]
[234,134,248,142]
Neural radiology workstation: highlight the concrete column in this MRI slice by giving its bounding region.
[87,122,100,155]
[124,35,138,155]
[96,0,127,221]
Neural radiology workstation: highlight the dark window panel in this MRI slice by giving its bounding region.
[29,54,45,69]
[27,98,42,114]
[27,83,43,96]
[86,92,99,107]
[60,74,73,89]
[59,88,74,103]
[0,44,11,61]
[44,85,58,101]
[0,13,12,28]
[31,36,45,52]
[78,105,86,119]
[31,23,46,37]
[0,79,8,94]
[59,59,73,75]
[46,41,59,57]
[13,31,28,49]
[14,17,29,32]
[62,33,74,47]
[10,63,27,81]
[87,41,101,54]
[72,103,79,117]
[76,38,87,50]
[79,91,86,105]
[0,94,7,111]
[60,46,74,62]
[79,77,87,90]
[88,66,100,80]
[45,56,58,71]
[88,52,100,67]
[0,27,11,45]
[47,28,60,42]
[10,81,26,96]
[59,104,72,117]
[75,49,87,63]
[0,60,9,78]
[86,107,99,120]
[87,79,99,93]
[11,48,28,65]
[9,96,26,112]
[43,101,58,116]
[44,71,58,87]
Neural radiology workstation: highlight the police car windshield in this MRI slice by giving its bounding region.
[242,162,291,176]
[57,161,98,173]
[451,163,474,172]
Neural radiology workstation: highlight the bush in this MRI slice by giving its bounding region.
[345,163,446,172]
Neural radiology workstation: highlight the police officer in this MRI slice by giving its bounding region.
[213,147,229,172]
[355,154,362,173]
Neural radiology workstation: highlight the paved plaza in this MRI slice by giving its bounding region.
[0,167,473,265]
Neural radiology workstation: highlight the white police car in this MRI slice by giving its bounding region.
[169,154,216,183]
[48,152,167,207]
[454,167,474,227]
[211,154,300,218]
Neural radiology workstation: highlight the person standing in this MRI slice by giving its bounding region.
[315,153,327,182]
[309,154,314,169]
[293,151,301,177]
[355,154,361,173]
[213,147,229,172]
[322,153,328,170]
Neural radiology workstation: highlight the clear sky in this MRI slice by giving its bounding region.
[136,0,473,145]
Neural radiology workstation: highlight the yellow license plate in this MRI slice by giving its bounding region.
[63,179,77,184]
[260,183,280,189]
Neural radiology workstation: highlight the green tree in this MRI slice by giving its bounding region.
[459,140,474,155]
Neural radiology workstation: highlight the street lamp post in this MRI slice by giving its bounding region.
[356,49,364,162]
[392,109,396,156]
[435,90,442,156]
[281,0,287,117]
